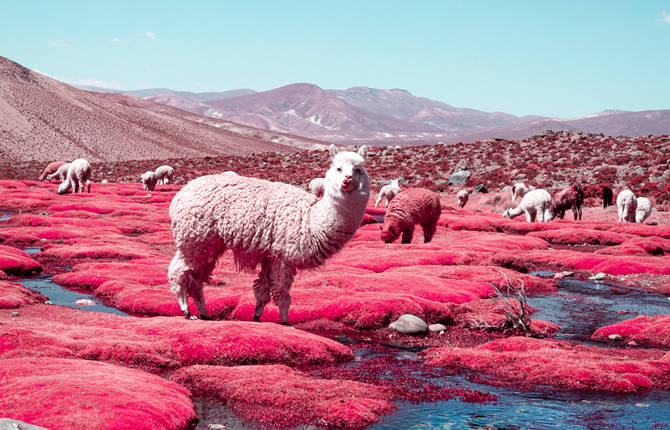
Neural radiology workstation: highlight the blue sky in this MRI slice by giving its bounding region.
[2,1,669,118]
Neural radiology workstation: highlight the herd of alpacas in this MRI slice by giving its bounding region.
[38,147,654,323]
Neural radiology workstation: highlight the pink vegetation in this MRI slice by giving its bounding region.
[381,187,441,243]
[593,315,670,348]
[0,245,41,275]
[0,280,46,308]
[425,336,670,393]
[0,357,196,430]
[172,364,395,429]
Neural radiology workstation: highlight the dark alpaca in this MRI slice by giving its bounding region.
[602,185,614,209]
[550,184,583,220]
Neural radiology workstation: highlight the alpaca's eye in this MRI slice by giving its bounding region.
[337,168,342,173]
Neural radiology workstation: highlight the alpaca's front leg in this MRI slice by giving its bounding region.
[253,259,272,322]
[401,225,415,243]
[374,195,382,208]
[421,222,437,243]
[269,260,297,325]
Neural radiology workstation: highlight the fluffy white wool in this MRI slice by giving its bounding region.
[616,189,637,223]
[375,179,400,208]
[502,189,552,222]
[58,159,91,194]
[155,165,174,185]
[635,196,652,223]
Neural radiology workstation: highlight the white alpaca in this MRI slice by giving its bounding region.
[308,178,326,198]
[168,145,370,323]
[616,189,637,223]
[141,171,158,191]
[457,189,469,208]
[375,179,400,208]
[154,165,175,184]
[502,189,552,222]
[635,197,652,223]
[511,182,532,201]
[46,163,71,182]
[58,159,91,194]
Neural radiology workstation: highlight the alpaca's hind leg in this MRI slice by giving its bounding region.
[375,195,382,208]
[269,260,297,325]
[525,209,535,223]
[401,225,415,243]
[421,222,437,243]
[253,259,272,322]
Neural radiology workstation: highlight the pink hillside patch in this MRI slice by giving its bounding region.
[0,305,352,371]
[0,245,41,275]
[0,280,46,308]
[592,315,670,348]
[0,357,196,430]
[171,364,396,429]
[425,336,670,393]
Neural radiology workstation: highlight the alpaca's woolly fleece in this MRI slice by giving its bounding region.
[380,187,441,243]
[550,184,583,220]
[168,145,370,322]
[457,189,469,208]
[617,189,637,223]
[308,177,326,198]
[154,165,174,184]
[38,161,66,181]
[58,159,91,194]
[511,182,531,201]
[141,171,158,191]
[636,197,652,223]
[503,189,552,223]
[375,179,400,208]
[602,185,614,209]
[46,163,71,182]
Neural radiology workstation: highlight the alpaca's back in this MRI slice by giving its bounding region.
[387,187,441,224]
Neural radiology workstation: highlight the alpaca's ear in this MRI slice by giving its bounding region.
[357,145,368,159]
[329,144,338,159]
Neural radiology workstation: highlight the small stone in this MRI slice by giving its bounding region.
[389,314,428,334]
[428,323,447,332]
[74,299,96,306]
[635,403,649,408]
[553,271,574,279]
[44,300,53,305]
[627,340,638,346]
[448,170,471,186]
[589,272,607,281]
[208,425,227,430]
[0,418,49,430]
[11,311,19,317]
[608,334,623,341]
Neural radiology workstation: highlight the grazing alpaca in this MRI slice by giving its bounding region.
[602,185,614,209]
[308,178,326,198]
[46,163,71,182]
[550,184,584,220]
[457,189,469,208]
[168,145,370,323]
[616,189,637,223]
[39,161,67,181]
[141,171,158,191]
[503,189,552,222]
[375,179,401,208]
[635,197,652,223]
[380,188,441,244]
[155,165,175,184]
[58,159,91,194]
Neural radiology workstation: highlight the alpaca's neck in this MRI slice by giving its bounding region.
[314,188,368,235]
[508,206,525,218]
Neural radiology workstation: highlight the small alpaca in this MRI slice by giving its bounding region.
[39,161,67,181]
[601,185,614,209]
[58,159,91,194]
[511,182,532,201]
[308,178,326,198]
[141,171,158,191]
[635,197,652,223]
[503,189,552,222]
[155,165,175,184]
[168,145,370,323]
[549,184,583,220]
[616,189,637,223]
[46,163,71,182]
[457,189,469,208]
[374,179,400,208]
[380,188,441,244]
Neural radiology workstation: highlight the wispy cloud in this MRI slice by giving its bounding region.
[144,32,157,39]
[105,37,121,43]
[659,10,670,23]
[45,38,76,48]
[65,77,125,90]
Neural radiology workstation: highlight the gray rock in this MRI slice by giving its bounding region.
[11,311,19,317]
[608,334,624,341]
[449,170,471,185]
[0,418,49,430]
[428,323,447,332]
[389,314,428,334]
[635,167,645,175]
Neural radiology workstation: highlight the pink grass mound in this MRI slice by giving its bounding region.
[595,236,670,257]
[593,315,670,348]
[0,357,196,430]
[0,280,46,308]
[0,305,353,372]
[527,228,630,246]
[0,245,41,275]
[425,336,670,393]
[171,364,395,429]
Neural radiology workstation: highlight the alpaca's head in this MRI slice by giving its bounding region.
[502,208,513,218]
[57,180,70,195]
[380,217,402,243]
[325,145,370,197]
[391,179,399,187]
